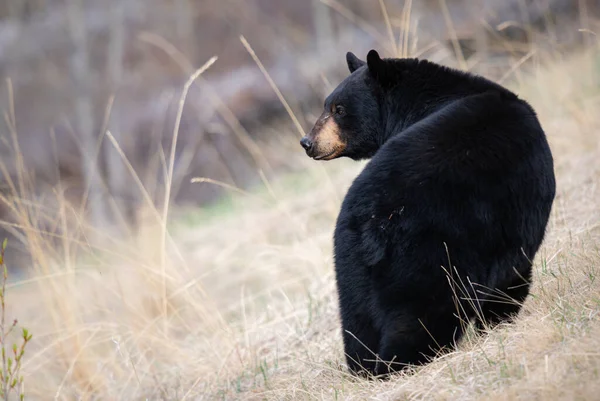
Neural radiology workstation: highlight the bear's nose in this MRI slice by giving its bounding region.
[300,137,313,151]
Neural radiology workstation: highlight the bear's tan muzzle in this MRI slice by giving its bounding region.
[300,112,346,160]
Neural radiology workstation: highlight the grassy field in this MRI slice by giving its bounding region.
[2,36,600,401]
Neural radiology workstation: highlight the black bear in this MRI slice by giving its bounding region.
[300,50,555,377]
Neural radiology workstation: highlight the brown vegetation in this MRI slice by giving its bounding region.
[0,1,599,399]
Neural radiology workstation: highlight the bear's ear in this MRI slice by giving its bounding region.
[346,51,366,73]
[366,49,390,84]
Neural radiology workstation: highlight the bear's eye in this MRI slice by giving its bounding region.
[335,105,346,116]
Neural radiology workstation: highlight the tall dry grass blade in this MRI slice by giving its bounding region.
[239,35,342,204]
[320,0,393,53]
[240,36,305,138]
[104,131,199,280]
[378,0,398,56]
[96,94,136,237]
[399,0,413,58]
[4,79,28,213]
[160,55,218,334]
[105,132,158,223]
[499,50,537,84]
[138,32,273,175]
[50,127,74,272]
[438,0,467,70]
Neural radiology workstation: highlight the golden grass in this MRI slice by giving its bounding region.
[1,33,600,401]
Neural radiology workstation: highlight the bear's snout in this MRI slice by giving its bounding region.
[300,136,313,152]
[301,112,346,160]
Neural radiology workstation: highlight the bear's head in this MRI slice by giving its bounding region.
[300,49,391,161]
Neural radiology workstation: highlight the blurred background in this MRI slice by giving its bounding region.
[0,0,598,268]
[0,1,599,399]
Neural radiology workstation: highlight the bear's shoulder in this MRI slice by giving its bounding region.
[340,90,546,220]
[379,90,542,175]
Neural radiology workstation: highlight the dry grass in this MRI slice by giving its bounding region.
[1,26,600,401]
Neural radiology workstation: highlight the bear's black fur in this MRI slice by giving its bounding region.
[300,50,556,377]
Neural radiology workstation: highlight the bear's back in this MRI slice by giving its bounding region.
[335,90,555,289]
